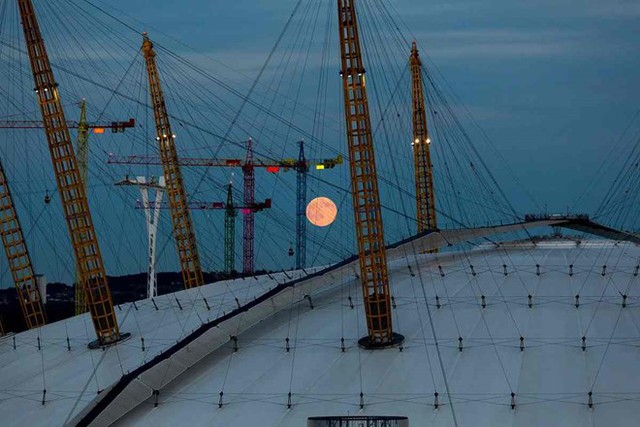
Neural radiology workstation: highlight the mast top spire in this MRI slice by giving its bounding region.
[410,40,421,65]
[142,32,155,58]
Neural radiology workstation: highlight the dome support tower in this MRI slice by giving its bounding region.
[410,42,437,235]
[18,0,122,346]
[142,33,204,289]
[337,0,403,348]
[0,159,45,329]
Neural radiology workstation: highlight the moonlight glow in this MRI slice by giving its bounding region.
[306,197,337,227]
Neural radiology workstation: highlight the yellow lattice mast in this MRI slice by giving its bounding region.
[337,0,403,348]
[0,159,45,329]
[410,41,437,234]
[142,33,204,289]
[75,100,89,314]
[18,0,122,346]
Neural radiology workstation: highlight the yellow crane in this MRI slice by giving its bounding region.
[410,41,437,234]
[0,159,45,329]
[18,0,122,346]
[337,0,403,348]
[142,33,204,289]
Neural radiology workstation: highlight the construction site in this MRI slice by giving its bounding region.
[0,0,639,426]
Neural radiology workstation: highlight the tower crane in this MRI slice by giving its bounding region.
[243,138,256,274]
[0,116,134,131]
[18,0,123,346]
[142,33,204,289]
[337,0,402,348]
[134,187,271,275]
[0,159,45,329]
[74,101,135,314]
[108,140,341,273]
[295,141,307,270]
[0,102,135,316]
[224,182,236,274]
[410,41,437,235]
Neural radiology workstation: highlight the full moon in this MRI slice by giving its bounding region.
[306,197,337,227]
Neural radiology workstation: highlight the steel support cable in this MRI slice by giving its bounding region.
[16,0,540,284]
[572,110,640,212]
[359,12,420,225]
[357,5,456,420]
[43,0,133,91]
[426,78,518,223]
[595,135,640,220]
[431,238,522,404]
[76,0,348,137]
[357,12,415,348]
[97,41,372,270]
[435,104,499,224]
[10,3,149,279]
[198,0,305,171]
[310,0,335,151]
[286,289,305,405]
[0,38,247,147]
[246,0,314,139]
[365,0,537,220]
[430,107,476,228]
[3,29,484,247]
[407,245,460,424]
[253,1,322,272]
[296,2,336,265]
[63,304,137,425]
[589,304,625,393]
[421,57,542,214]
[426,85,497,226]
[581,271,619,339]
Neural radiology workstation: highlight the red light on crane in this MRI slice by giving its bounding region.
[93,128,105,134]
[266,166,280,173]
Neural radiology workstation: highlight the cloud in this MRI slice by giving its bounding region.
[415,28,611,60]
[585,1,640,18]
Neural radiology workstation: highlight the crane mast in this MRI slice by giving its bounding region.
[243,138,255,274]
[410,42,437,234]
[224,182,237,274]
[0,159,45,329]
[142,33,204,289]
[17,0,121,345]
[295,140,308,270]
[108,146,340,275]
[75,100,89,314]
[337,0,402,347]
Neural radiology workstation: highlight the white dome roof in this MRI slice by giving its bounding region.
[2,237,638,426]
[115,240,640,426]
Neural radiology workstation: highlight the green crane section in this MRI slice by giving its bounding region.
[75,100,89,315]
[108,144,341,273]
[73,100,135,314]
[133,189,270,275]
